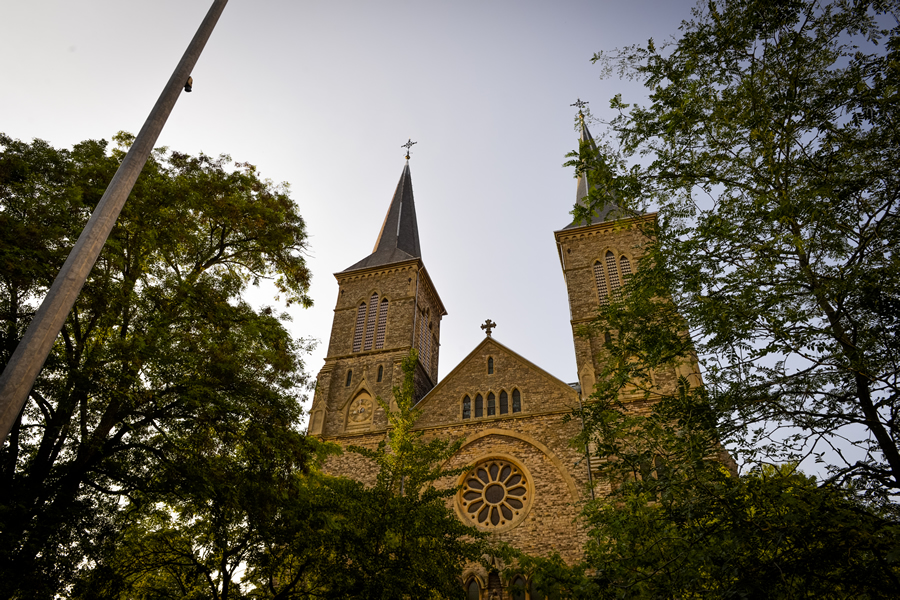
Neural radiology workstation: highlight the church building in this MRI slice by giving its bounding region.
[307,122,685,599]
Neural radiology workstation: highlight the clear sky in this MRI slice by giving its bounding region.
[1,0,699,413]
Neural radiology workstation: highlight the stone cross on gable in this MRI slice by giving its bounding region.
[481,319,497,337]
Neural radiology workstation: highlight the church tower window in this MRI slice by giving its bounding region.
[606,251,623,300]
[377,365,383,382]
[352,303,366,352]
[487,357,494,374]
[593,260,608,304]
[345,370,352,387]
[620,255,633,282]
[475,394,483,418]
[512,389,521,412]
[487,392,496,416]
[499,390,508,414]
[363,292,379,350]
[462,395,471,419]
[375,298,389,349]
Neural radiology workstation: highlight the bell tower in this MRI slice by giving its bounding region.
[308,158,446,437]
[553,113,656,398]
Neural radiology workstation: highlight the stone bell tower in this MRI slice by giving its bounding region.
[553,114,656,398]
[307,157,446,437]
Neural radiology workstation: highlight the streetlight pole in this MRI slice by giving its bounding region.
[0,0,229,444]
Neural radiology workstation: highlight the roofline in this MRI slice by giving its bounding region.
[333,257,447,317]
[554,212,658,267]
[414,336,576,407]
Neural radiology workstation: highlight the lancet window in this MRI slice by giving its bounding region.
[363,292,379,350]
[475,394,483,418]
[487,392,496,416]
[487,357,494,374]
[375,298,389,349]
[352,303,366,352]
[512,389,521,412]
[499,390,508,414]
[461,389,519,420]
[594,251,633,303]
[462,395,471,419]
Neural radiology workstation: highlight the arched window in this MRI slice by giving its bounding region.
[512,389,521,413]
[487,357,494,374]
[606,250,622,300]
[511,575,527,600]
[529,579,545,600]
[620,255,633,282]
[363,292,379,350]
[499,390,508,414]
[487,392,496,416]
[345,370,352,387]
[466,578,480,600]
[377,365,384,382]
[352,303,366,352]
[462,395,471,419]
[593,260,608,304]
[475,394,483,418]
[375,298,389,349]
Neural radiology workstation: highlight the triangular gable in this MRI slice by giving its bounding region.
[413,337,578,427]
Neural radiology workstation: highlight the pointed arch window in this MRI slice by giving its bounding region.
[512,389,521,413]
[499,390,509,414]
[487,357,494,374]
[377,365,384,382]
[346,370,353,387]
[511,576,527,600]
[475,394,484,418]
[593,260,608,304]
[363,292,379,350]
[606,250,623,300]
[462,395,471,419]
[487,392,496,416]
[620,255,633,282]
[375,298,389,349]
[352,303,366,352]
[466,579,481,600]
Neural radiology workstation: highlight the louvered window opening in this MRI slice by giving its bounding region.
[620,255,633,281]
[363,292,379,350]
[352,303,366,352]
[606,251,622,300]
[512,389,521,412]
[593,261,608,305]
[487,392,496,416]
[475,394,483,418]
[462,395,471,419]
[499,391,508,414]
[375,298,389,349]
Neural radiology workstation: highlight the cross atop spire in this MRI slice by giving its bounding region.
[571,98,589,114]
[402,138,417,160]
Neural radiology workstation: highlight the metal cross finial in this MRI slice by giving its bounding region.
[571,98,589,112]
[481,319,497,337]
[401,138,417,160]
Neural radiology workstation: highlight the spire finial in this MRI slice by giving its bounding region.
[481,319,497,337]
[571,98,589,116]
[401,138,417,160]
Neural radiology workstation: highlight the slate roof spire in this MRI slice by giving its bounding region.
[343,160,422,271]
[563,108,623,229]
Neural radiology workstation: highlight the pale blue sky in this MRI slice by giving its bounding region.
[1,0,699,411]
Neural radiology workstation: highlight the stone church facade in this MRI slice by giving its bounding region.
[307,124,687,599]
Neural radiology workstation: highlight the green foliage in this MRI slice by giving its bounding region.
[548,0,900,595]
[0,132,314,598]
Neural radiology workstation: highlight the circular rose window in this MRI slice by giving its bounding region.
[459,459,531,529]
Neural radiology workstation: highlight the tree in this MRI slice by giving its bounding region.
[578,0,900,505]
[76,351,487,600]
[539,0,900,595]
[0,132,315,598]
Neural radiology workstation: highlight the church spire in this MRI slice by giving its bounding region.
[563,101,623,229]
[343,160,422,272]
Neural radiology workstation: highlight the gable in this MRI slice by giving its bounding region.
[413,338,578,429]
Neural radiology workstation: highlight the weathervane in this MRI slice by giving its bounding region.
[481,319,497,337]
[402,138,417,160]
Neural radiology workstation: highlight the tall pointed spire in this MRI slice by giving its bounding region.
[343,161,422,271]
[563,104,623,229]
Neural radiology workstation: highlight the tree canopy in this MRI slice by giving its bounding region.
[548,0,900,595]
[0,132,315,597]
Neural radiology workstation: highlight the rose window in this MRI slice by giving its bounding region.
[459,459,530,528]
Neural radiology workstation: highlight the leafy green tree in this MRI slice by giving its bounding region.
[539,0,900,595]
[578,0,900,504]
[250,350,487,600]
[0,132,314,598]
